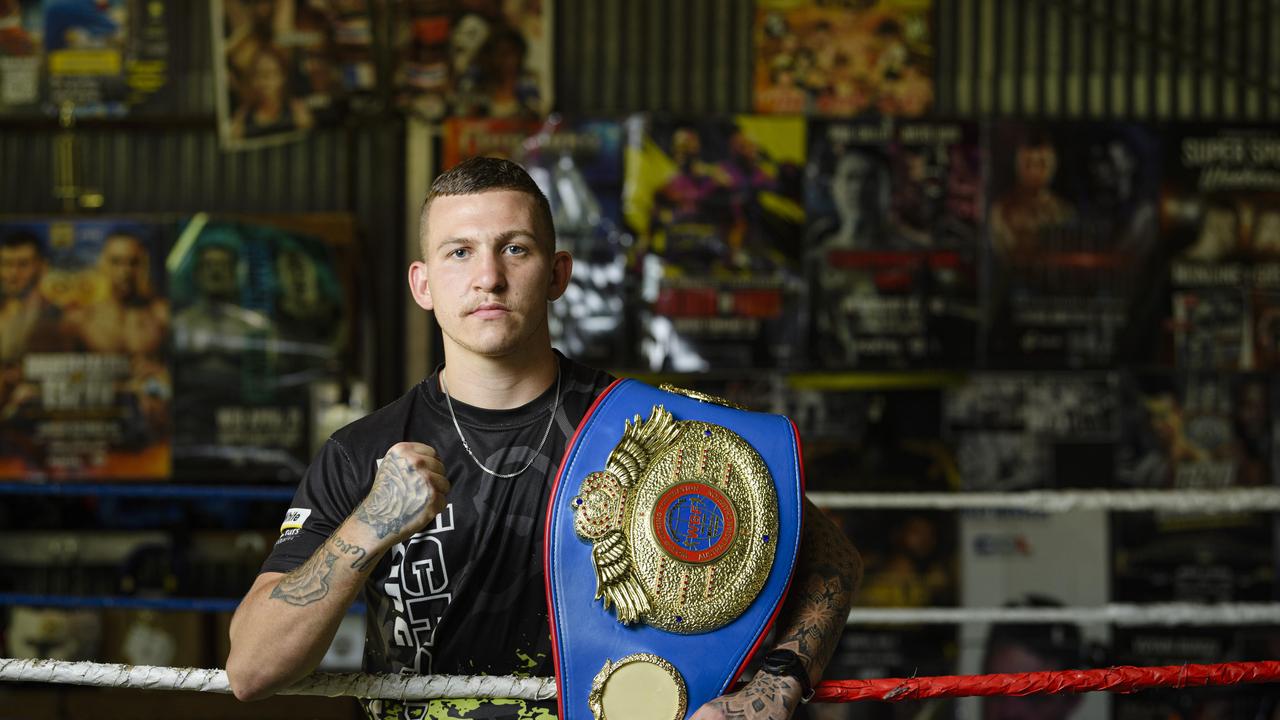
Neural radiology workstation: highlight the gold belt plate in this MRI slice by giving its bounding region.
[572,406,780,633]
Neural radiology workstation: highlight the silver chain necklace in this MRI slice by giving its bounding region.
[440,366,561,479]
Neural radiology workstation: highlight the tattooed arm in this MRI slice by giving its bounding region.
[226,442,450,701]
[692,499,862,720]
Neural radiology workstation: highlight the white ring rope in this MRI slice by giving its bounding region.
[808,488,1280,513]
[846,602,1280,626]
[0,658,555,701]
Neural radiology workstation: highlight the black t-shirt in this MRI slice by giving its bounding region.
[262,352,615,719]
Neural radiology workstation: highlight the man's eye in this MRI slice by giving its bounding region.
[504,245,527,255]
[449,248,469,258]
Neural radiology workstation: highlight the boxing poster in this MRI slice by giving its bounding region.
[752,0,933,117]
[168,215,351,482]
[213,0,371,149]
[396,0,551,120]
[442,117,634,368]
[0,0,169,116]
[623,114,806,371]
[1111,626,1280,720]
[806,119,981,369]
[984,121,1162,369]
[956,510,1111,720]
[0,218,171,480]
[944,373,1122,491]
[792,386,956,494]
[1162,125,1280,371]
[827,507,958,720]
[1117,372,1270,490]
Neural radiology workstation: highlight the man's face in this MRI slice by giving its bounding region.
[195,247,237,300]
[0,244,43,300]
[414,190,567,360]
[101,235,145,301]
[1015,144,1057,191]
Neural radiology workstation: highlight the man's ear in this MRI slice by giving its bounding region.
[408,261,433,311]
[548,251,573,301]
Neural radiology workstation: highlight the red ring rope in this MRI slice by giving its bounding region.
[811,661,1280,702]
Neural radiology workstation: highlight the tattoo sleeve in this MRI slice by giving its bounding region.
[331,535,373,571]
[271,549,339,606]
[702,673,800,720]
[353,453,431,539]
[772,502,863,683]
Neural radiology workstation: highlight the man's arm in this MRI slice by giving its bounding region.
[693,498,863,719]
[225,442,449,701]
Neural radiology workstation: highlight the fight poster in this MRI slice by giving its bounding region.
[213,0,371,149]
[806,119,981,369]
[168,215,351,482]
[1162,125,1280,371]
[0,0,169,116]
[753,0,933,116]
[827,507,958,720]
[1111,627,1280,719]
[1117,372,1271,490]
[623,114,806,371]
[790,386,956,494]
[442,117,634,368]
[396,0,550,120]
[0,218,171,479]
[944,373,1122,491]
[985,122,1162,368]
[955,510,1111,720]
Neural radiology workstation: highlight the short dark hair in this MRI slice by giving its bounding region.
[1,230,45,258]
[419,156,555,257]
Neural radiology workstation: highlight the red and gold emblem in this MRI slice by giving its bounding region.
[571,404,779,633]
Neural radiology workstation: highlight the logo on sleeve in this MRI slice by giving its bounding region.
[277,507,312,544]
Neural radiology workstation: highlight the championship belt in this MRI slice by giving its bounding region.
[545,380,805,720]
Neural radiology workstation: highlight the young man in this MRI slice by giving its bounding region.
[226,157,861,719]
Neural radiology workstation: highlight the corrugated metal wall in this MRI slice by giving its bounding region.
[3,0,1278,401]
[557,0,1280,120]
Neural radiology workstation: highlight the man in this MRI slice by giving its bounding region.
[0,230,63,366]
[67,230,168,357]
[226,157,861,719]
[173,241,274,380]
[989,132,1072,259]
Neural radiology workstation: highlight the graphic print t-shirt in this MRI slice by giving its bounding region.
[262,353,615,719]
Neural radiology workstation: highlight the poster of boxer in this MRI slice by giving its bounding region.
[0,0,170,116]
[753,0,933,116]
[984,121,1161,369]
[944,373,1123,491]
[1162,125,1280,371]
[213,0,369,149]
[806,119,981,369]
[0,218,171,480]
[396,0,550,120]
[956,510,1111,720]
[168,215,350,481]
[624,114,806,371]
[443,117,634,368]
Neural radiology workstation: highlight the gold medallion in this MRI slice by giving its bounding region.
[587,654,687,720]
[571,406,779,633]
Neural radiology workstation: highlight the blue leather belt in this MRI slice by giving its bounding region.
[545,379,805,719]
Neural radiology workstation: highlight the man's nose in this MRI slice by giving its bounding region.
[472,250,507,292]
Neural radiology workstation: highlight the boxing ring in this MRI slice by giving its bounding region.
[3,488,1278,707]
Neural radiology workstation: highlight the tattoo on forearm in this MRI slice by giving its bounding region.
[332,535,373,571]
[271,550,339,606]
[704,674,798,720]
[774,507,863,682]
[354,454,430,539]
